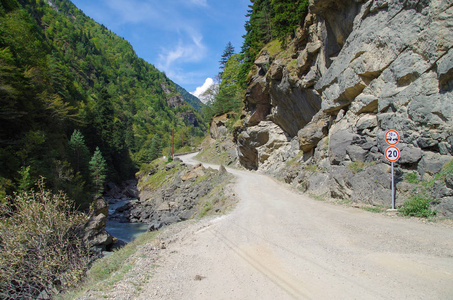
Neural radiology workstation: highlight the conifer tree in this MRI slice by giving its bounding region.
[89,147,107,195]
[68,129,90,176]
[219,42,235,77]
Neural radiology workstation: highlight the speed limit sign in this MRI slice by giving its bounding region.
[385,146,400,162]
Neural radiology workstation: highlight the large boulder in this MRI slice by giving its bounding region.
[83,197,114,252]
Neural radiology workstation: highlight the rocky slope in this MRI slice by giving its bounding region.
[237,0,453,216]
[109,159,236,230]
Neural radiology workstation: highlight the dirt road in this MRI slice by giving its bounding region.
[135,153,453,299]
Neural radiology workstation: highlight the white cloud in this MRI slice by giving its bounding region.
[192,78,214,97]
[157,33,207,79]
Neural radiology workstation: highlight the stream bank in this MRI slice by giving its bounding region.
[96,158,237,251]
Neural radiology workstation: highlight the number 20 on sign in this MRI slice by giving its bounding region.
[385,146,400,162]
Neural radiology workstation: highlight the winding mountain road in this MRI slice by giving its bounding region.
[139,153,453,299]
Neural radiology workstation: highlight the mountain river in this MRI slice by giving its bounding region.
[105,200,148,243]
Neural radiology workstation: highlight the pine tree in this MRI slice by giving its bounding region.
[89,147,107,195]
[68,129,90,177]
[219,42,235,77]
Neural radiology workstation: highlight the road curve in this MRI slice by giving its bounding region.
[140,153,453,299]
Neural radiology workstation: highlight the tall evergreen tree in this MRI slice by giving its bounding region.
[219,42,235,77]
[89,147,107,195]
[68,129,89,176]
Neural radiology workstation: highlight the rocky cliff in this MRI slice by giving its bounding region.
[237,0,453,216]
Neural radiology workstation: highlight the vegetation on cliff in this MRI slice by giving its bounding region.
[202,0,310,121]
[239,0,309,85]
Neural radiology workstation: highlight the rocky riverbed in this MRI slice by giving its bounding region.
[109,159,236,231]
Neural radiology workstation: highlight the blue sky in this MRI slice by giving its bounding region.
[71,0,250,95]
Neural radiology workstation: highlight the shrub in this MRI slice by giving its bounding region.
[399,195,436,218]
[0,178,90,299]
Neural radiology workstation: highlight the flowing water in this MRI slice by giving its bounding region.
[105,200,148,243]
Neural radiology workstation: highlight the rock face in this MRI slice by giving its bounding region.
[238,0,453,216]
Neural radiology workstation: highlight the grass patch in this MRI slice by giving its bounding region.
[399,195,436,218]
[404,172,420,184]
[138,161,182,191]
[398,159,452,218]
[304,164,319,173]
[199,201,214,217]
[265,39,283,57]
[58,231,159,299]
[348,161,375,174]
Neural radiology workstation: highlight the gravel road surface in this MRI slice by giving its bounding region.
[94,153,453,299]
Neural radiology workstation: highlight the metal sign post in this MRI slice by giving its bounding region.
[391,161,395,210]
[385,131,401,210]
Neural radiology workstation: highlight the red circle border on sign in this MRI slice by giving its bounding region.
[385,130,400,145]
[385,146,401,162]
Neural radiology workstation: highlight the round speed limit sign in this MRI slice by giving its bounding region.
[385,146,400,162]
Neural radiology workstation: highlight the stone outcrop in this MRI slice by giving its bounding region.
[238,0,453,216]
[83,197,114,252]
[197,114,239,167]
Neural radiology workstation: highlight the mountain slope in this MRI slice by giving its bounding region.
[175,83,204,112]
[0,0,205,203]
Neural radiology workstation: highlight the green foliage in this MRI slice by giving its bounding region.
[219,41,235,76]
[239,0,309,85]
[205,54,244,119]
[399,195,436,218]
[68,129,90,177]
[0,178,90,299]
[0,0,206,203]
[149,134,162,162]
[89,147,107,195]
[271,0,309,42]
[404,172,420,184]
[174,83,204,112]
[17,165,33,192]
[400,160,452,218]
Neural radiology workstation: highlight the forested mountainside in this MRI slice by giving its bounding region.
[0,0,205,205]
